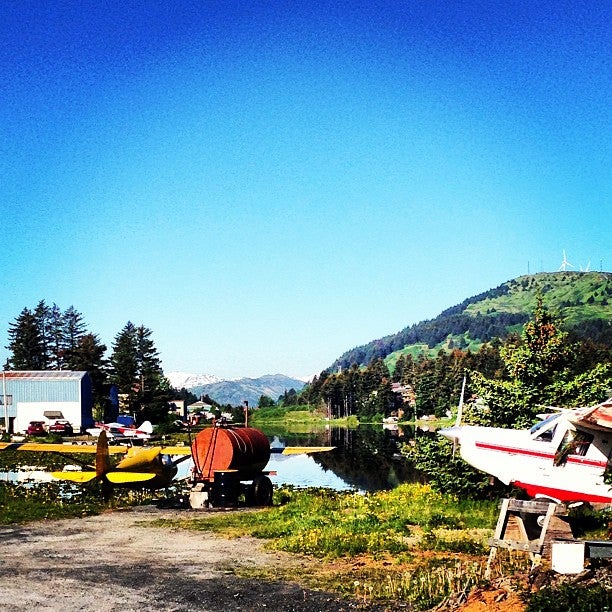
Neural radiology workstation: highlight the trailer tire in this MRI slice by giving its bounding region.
[252,475,273,506]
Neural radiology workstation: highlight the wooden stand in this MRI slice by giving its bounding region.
[485,498,572,578]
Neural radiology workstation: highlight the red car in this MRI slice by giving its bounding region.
[48,420,74,436]
[26,421,47,436]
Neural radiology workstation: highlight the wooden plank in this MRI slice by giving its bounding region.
[488,538,542,553]
[506,498,567,515]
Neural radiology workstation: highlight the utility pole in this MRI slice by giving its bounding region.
[3,371,8,433]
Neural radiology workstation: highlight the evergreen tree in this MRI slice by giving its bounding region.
[47,303,66,369]
[65,333,109,411]
[109,322,139,411]
[109,322,167,421]
[33,300,51,369]
[6,308,45,370]
[259,395,275,408]
[63,306,87,357]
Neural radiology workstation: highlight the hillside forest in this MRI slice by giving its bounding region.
[299,273,612,427]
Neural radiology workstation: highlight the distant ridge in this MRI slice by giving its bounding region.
[168,372,306,407]
[166,371,222,389]
[332,271,612,371]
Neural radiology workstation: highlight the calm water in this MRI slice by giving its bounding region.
[260,424,427,492]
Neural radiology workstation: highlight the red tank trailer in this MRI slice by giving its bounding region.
[190,425,274,507]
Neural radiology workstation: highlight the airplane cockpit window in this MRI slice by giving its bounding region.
[530,414,561,442]
[554,430,594,466]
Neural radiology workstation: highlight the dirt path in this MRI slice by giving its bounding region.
[0,506,387,611]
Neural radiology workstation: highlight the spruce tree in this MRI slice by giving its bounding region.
[63,306,87,356]
[109,322,139,412]
[65,333,109,411]
[33,300,51,369]
[6,307,45,370]
[110,322,167,421]
[48,303,66,369]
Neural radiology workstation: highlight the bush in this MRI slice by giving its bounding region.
[526,584,612,612]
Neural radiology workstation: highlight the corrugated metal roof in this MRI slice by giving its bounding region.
[1,371,87,380]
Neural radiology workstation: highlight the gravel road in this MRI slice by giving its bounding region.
[0,506,389,612]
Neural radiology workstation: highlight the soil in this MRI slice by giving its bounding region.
[0,505,389,612]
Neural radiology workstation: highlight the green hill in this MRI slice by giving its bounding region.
[332,271,612,371]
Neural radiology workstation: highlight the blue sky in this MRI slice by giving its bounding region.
[1,1,610,379]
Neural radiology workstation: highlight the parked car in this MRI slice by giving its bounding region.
[26,420,47,436]
[48,419,74,435]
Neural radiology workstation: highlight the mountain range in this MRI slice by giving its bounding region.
[167,372,306,407]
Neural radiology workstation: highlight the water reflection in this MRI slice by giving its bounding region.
[267,453,356,491]
[0,468,53,483]
[261,424,426,493]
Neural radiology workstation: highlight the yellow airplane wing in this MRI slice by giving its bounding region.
[157,445,335,455]
[0,442,128,454]
[158,445,193,455]
[106,472,157,484]
[51,471,98,483]
[275,446,335,455]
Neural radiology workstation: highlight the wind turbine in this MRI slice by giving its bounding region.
[580,261,591,272]
[558,250,574,271]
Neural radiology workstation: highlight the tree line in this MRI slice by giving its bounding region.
[4,300,177,423]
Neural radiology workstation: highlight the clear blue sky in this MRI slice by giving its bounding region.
[1,1,610,379]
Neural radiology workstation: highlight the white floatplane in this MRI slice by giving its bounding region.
[440,398,612,504]
[86,420,154,441]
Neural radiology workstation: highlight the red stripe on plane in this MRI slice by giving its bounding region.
[513,481,612,504]
[474,441,606,469]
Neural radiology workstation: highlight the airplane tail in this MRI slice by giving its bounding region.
[452,375,467,458]
[138,421,153,434]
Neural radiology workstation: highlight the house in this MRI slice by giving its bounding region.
[0,371,94,434]
[186,400,217,425]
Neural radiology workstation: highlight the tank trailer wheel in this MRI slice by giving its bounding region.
[252,475,273,506]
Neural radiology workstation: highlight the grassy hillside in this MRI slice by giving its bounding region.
[332,271,612,371]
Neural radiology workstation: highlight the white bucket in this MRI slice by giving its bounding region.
[551,540,585,574]
[189,488,209,509]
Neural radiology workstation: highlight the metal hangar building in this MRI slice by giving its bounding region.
[1,371,95,434]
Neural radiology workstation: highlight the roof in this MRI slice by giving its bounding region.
[571,399,612,431]
[1,371,88,380]
[187,400,215,412]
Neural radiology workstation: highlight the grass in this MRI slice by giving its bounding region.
[150,483,512,608]
[0,481,108,522]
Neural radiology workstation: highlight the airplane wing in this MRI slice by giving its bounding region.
[106,472,157,484]
[0,442,128,454]
[568,399,612,431]
[51,470,98,483]
[270,446,335,455]
[51,470,158,483]
[158,445,193,455]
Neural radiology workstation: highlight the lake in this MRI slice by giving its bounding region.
[258,423,428,492]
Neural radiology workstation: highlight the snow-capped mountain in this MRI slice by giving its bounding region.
[166,371,223,390]
[165,371,307,407]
